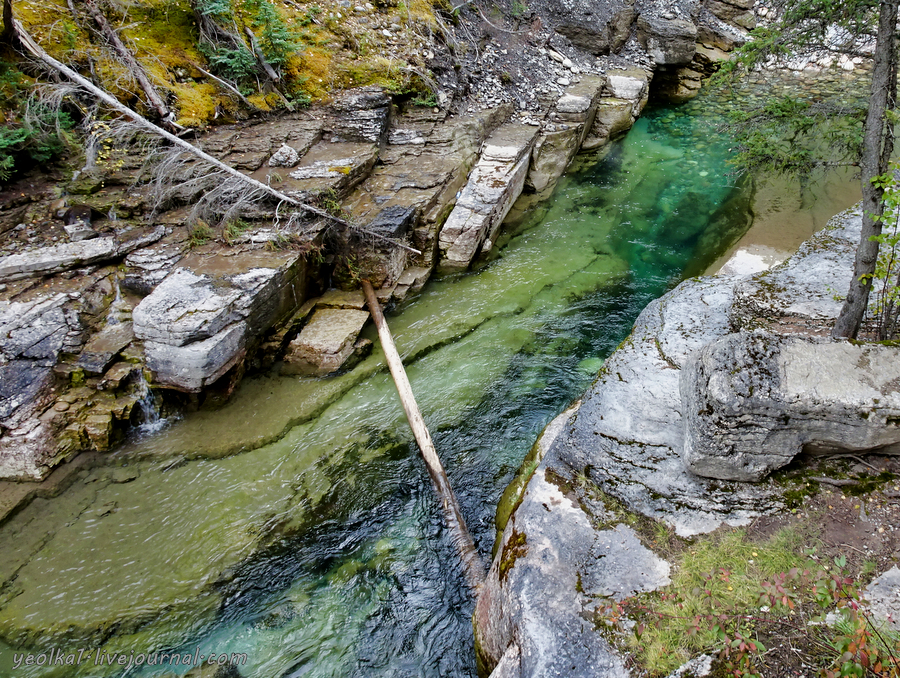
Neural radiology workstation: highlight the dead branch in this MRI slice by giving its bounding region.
[14,20,421,255]
[244,26,279,83]
[74,0,174,125]
[194,64,256,109]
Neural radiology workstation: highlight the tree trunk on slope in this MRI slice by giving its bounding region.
[80,0,173,125]
[13,21,421,255]
[833,0,899,339]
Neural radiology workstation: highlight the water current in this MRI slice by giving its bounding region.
[0,75,864,677]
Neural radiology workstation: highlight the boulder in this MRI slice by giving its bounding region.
[545,0,636,55]
[281,307,370,376]
[681,332,900,482]
[584,98,636,149]
[637,15,698,66]
[134,250,308,391]
[268,143,300,168]
[706,0,756,29]
[864,566,900,631]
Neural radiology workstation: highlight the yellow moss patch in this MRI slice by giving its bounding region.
[172,82,221,127]
[408,0,438,28]
[296,48,333,98]
[334,55,404,90]
[246,93,273,111]
[18,0,91,61]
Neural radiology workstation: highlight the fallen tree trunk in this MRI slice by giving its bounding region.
[78,0,173,125]
[362,279,485,592]
[13,21,420,255]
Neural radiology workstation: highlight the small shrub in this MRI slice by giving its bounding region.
[188,221,214,248]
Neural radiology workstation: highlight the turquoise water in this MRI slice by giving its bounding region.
[0,96,775,678]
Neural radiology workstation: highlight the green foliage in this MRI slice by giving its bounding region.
[242,0,299,67]
[297,5,322,26]
[862,164,900,339]
[223,218,251,244]
[188,221,214,248]
[510,0,528,16]
[198,42,258,83]
[723,91,866,176]
[195,0,235,21]
[713,0,874,178]
[0,61,75,182]
[409,92,438,106]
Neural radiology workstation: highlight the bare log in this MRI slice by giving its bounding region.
[362,280,485,592]
[79,0,173,125]
[244,26,280,83]
[13,21,420,255]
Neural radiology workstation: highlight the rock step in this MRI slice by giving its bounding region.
[134,249,309,392]
[438,124,541,272]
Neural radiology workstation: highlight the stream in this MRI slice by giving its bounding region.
[0,74,864,677]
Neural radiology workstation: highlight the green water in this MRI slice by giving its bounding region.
[0,89,829,677]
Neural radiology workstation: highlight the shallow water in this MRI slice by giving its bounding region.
[0,79,862,678]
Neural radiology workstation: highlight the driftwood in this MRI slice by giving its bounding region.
[13,21,421,255]
[362,280,485,592]
[73,0,173,125]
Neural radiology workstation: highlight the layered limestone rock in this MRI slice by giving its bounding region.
[345,106,509,270]
[0,226,166,283]
[682,333,900,482]
[0,294,80,479]
[637,14,698,66]
[476,208,869,677]
[134,250,308,392]
[282,308,370,377]
[583,67,650,149]
[438,124,540,271]
[527,76,607,193]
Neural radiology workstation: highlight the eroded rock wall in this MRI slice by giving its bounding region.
[0,0,756,480]
[475,207,893,677]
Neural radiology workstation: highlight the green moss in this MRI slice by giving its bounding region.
[492,441,541,558]
[497,529,527,583]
